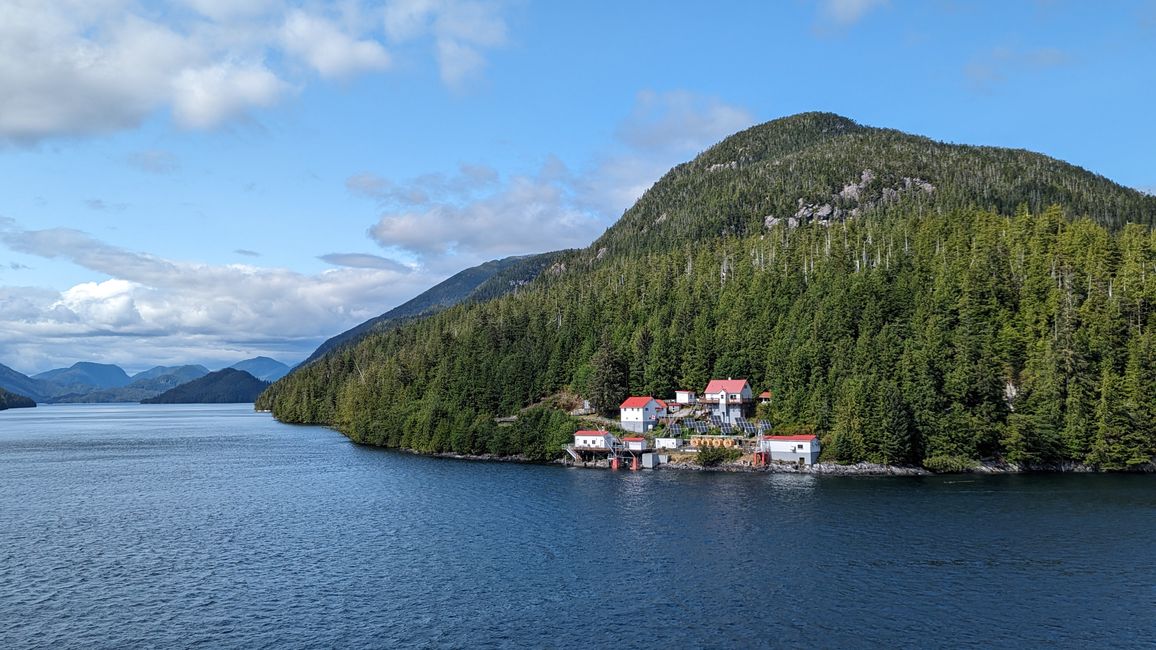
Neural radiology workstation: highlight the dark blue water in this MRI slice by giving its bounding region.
[1,404,1153,648]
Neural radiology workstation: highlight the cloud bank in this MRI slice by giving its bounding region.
[360,90,755,269]
[0,221,432,372]
[0,0,510,143]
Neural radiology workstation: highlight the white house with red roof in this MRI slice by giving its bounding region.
[574,430,617,450]
[758,434,821,465]
[619,396,661,433]
[701,378,753,425]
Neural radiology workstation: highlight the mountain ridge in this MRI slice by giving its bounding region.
[300,252,567,367]
[143,368,269,404]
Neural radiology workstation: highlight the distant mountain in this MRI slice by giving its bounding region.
[131,365,210,382]
[0,363,50,403]
[142,368,269,404]
[301,252,566,367]
[33,362,131,390]
[229,357,290,382]
[0,387,36,410]
[52,365,212,403]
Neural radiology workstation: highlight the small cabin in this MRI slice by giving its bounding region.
[674,390,697,406]
[758,435,821,466]
[758,390,773,403]
[622,437,648,452]
[654,437,684,449]
[619,396,662,433]
[574,430,616,449]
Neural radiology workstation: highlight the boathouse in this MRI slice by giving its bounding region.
[757,435,821,466]
[701,379,753,425]
[619,396,662,433]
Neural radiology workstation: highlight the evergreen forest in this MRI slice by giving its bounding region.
[258,113,1156,470]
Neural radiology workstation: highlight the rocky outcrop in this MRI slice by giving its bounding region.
[767,169,937,230]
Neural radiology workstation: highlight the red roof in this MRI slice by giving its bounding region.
[759,390,773,399]
[575,430,609,437]
[761,435,818,442]
[703,379,749,395]
[622,437,646,441]
[620,396,656,409]
[655,399,668,409]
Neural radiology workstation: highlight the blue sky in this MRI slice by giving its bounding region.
[1,0,1154,374]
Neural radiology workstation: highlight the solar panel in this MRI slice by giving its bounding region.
[739,421,756,435]
[734,416,747,425]
[709,414,722,427]
[719,423,733,435]
[668,423,682,436]
[692,420,708,433]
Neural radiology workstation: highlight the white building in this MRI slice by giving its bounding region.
[702,379,753,425]
[758,435,821,466]
[622,437,648,452]
[574,430,616,449]
[674,390,697,405]
[619,396,662,433]
[654,437,684,449]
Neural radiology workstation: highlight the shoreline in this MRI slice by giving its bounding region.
[398,446,1156,476]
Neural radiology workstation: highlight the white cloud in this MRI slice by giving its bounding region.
[318,252,413,271]
[171,62,288,128]
[182,0,278,21]
[281,10,391,79]
[361,90,754,264]
[0,0,507,142]
[818,0,890,26]
[0,221,440,371]
[347,163,500,206]
[369,174,595,258]
[384,0,508,91]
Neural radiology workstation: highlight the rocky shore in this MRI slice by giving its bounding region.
[389,446,1156,475]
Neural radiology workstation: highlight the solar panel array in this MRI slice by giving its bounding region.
[691,420,709,433]
[737,420,758,435]
[708,414,722,427]
[667,422,683,436]
[719,423,733,435]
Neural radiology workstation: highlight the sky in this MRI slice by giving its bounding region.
[1,0,1154,374]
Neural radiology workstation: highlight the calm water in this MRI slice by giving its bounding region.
[1,404,1153,648]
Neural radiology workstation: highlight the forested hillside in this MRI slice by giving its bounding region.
[301,252,567,366]
[259,113,1156,470]
[144,369,269,404]
[0,387,35,410]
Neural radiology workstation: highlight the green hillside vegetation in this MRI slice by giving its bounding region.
[144,369,269,404]
[259,113,1156,470]
[0,387,36,410]
[301,252,566,366]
